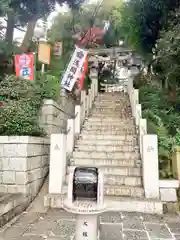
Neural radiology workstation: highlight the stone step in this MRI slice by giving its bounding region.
[76,139,138,146]
[66,173,142,186]
[54,184,144,198]
[91,109,131,114]
[87,117,134,122]
[84,120,135,127]
[69,157,141,168]
[74,144,139,152]
[96,97,129,101]
[83,124,135,130]
[95,97,130,101]
[92,106,130,110]
[72,150,140,160]
[93,104,130,107]
[79,134,137,141]
[44,194,163,214]
[104,185,144,197]
[68,166,141,176]
[89,113,132,119]
[81,129,136,135]
[95,101,129,105]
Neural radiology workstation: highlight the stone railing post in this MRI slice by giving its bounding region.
[172,147,180,182]
[94,77,98,97]
[132,89,139,117]
[80,90,86,125]
[135,104,142,126]
[127,77,133,99]
[49,133,66,194]
[139,118,147,158]
[85,92,89,117]
[88,89,92,110]
[142,134,159,199]
[75,105,81,134]
[90,69,98,97]
[67,118,75,154]
[91,80,95,102]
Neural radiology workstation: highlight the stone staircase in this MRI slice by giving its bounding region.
[67,92,162,213]
[45,91,163,214]
[70,92,143,197]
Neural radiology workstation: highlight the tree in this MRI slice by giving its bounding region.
[112,0,180,55]
[153,7,180,100]
[3,0,86,52]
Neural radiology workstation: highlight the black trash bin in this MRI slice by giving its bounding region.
[73,167,98,201]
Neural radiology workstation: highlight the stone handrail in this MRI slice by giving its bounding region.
[48,70,98,195]
[127,78,159,199]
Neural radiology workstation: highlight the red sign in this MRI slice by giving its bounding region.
[14,53,35,81]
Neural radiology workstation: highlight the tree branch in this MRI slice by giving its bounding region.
[4,18,26,32]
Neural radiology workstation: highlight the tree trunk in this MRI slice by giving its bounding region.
[5,9,15,53]
[20,16,39,51]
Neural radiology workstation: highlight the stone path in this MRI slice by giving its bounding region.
[1,210,180,240]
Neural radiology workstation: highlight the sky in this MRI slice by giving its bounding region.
[13,3,69,42]
[11,0,104,42]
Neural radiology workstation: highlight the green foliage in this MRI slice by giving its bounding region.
[0,73,59,136]
[139,81,180,179]
[154,7,180,89]
[111,0,180,56]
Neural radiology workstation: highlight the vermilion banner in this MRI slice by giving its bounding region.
[79,55,88,89]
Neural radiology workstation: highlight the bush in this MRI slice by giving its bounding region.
[0,73,59,136]
[139,83,180,179]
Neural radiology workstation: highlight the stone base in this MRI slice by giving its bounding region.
[0,193,31,228]
[44,194,163,214]
[163,202,180,213]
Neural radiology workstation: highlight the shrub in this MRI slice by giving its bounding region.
[0,73,59,136]
[139,83,180,179]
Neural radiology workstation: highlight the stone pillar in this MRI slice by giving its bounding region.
[127,77,133,104]
[49,134,66,194]
[139,118,147,158]
[81,90,86,125]
[91,82,95,103]
[88,89,92,110]
[132,89,139,117]
[85,93,89,117]
[135,104,142,126]
[172,147,180,182]
[142,134,159,199]
[67,119,75,154]
[75,105,81,134]
[76,214,98,240]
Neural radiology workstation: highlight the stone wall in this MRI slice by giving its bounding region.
[39,91,76,135]
[0,136,49,198]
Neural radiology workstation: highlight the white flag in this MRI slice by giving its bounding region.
[61,46,88,91]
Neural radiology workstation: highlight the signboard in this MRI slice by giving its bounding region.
[54,41,63,56]
[38,43,51,64]
[14,53,36,81]
[61,46,88,91]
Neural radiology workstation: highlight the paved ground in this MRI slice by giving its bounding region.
[1,210,180,240]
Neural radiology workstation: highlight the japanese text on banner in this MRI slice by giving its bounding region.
[61,46,88,91]
[14,53,36,81]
